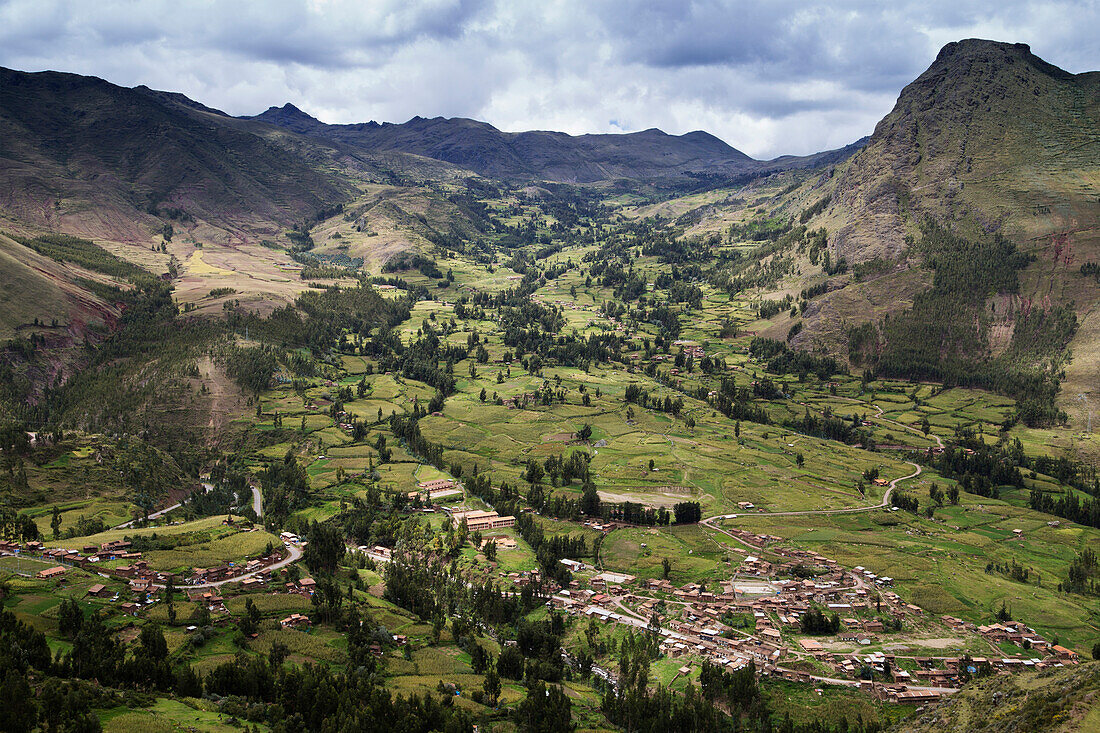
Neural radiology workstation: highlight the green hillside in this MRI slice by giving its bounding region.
[2,39,1100,733]
[783,41,1100,429]
[892,662,1100,733]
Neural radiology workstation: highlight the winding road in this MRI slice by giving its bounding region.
[113,482,216,529]
[114,482,263,530]
[152,542,302,590]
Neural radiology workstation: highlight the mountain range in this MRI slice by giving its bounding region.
[246,102,866,183]
[1,39,1098,422]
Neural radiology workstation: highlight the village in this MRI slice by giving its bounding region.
[544,526,1080,705]
[0,520,311,628]
[343,472,1087,708]
[2,470,1086,712]
[355,478,1086,706]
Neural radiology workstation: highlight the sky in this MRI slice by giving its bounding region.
[1,0,1098,159]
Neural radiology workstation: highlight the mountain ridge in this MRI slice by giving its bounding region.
[0,66,353,245]
[244,101,865,183]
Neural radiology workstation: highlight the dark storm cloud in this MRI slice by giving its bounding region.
[0,0,1096,158]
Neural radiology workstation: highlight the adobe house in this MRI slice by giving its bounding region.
[280,613,311,629]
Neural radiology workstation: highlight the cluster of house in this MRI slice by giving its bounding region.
[545,528,1080,702]
[445,508,516,532]
[357,545,393,564]
[181,575,317,616]
[1,538,143,569]
[187,589,227,612]
[974,621,1078,662]
[280,613,311,629]
[501,392,542,409]
[481,535,518,550]
[1,537,295,611]
[3,540,171,593]
[187,550,286,586]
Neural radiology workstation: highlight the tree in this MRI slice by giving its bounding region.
[672,501,701,524]
[174,666,202,698]
[50,506,62,539]
[921,416,931,435]
[483,666,502,706]
[240,598,261,635]
[580,482,600,516]
[138,623,168,662]
[302,520,346,574]
[0,669,36,733]
[470,644,490,673]
[1092,641,1100,660]
[498,645,525,679]
[163,574,176,605]
[929,483,944,506]
[662,557,671,580]
[795,452,804,467]
[524,460,544,486]
[38,678,101,733]
[58,598,84,638]
[576,424,593,442]
[484,539,498,561]
[516,681,574,732]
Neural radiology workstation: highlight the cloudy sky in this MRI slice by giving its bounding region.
[2,0,1097,158]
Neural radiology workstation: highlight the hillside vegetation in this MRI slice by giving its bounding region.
[893,662,1100,733]
[1,39,1100,733]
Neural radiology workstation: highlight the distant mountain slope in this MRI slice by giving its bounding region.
[246,104,861,183]
[0,67,351,244]
[0,232,121,342]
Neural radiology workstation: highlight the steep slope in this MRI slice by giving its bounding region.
[892,662,1100,733]
[247,104,860,184]
[0,67,352,245]
[823,39,1100,263]
[0,232,122,342]
[782,40,1100,424]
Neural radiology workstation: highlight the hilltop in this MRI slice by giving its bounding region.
[824,40,1100,263]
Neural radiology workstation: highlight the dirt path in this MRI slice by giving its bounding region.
[702,462,921,527]
[833,396,944,450]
